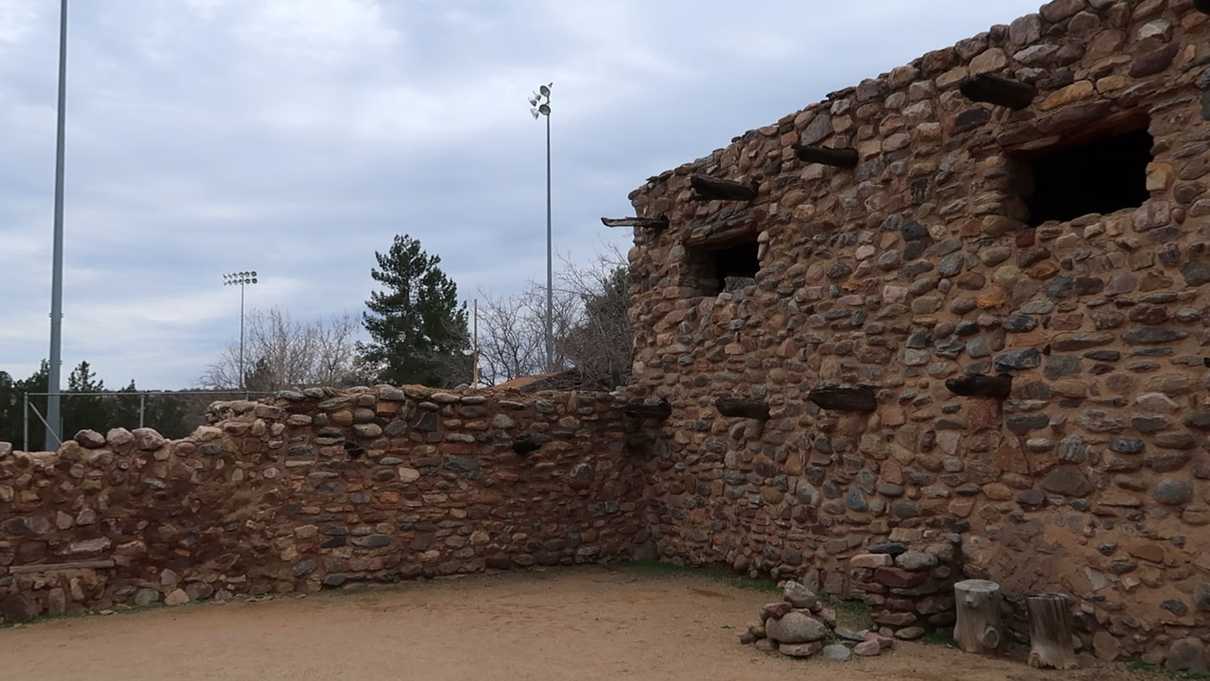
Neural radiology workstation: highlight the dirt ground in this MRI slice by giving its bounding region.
[0,567,1157,681]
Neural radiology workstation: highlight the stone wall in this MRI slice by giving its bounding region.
[625,0,1210,661]
[0,386,646,622]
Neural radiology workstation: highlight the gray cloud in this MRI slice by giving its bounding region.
[0,0,1042,387]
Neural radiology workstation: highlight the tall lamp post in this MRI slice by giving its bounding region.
[45,0,69,449]
[222,271,258,390]
[529,82,554,372]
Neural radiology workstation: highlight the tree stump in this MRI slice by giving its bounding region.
[1027,593,1078,670]
[953,579,1002,655]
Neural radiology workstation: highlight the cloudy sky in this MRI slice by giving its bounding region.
[0,0,1040,389]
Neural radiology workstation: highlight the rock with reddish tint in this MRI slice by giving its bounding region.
[765,612,829,644]
[779,641,825,658]
[131,427,166,451]
[73,430,106,449]
[854,639,882,656]
[783,581,818,609]
[754,638,778,654]
[851,553,893,568]
[106,427,134,447]
[762,602,793,621]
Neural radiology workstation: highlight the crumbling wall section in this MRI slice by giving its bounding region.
[626,0,1210,661]
[0,386,646,621]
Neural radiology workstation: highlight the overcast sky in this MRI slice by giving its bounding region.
[0,0,1040,389]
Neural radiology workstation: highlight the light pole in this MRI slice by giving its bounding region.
[45,0,68,449]
[529,82,554,372]
[222,271,258,390]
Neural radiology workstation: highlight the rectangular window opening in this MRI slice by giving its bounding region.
[685,238,760,296]
[1015,122,1153,226]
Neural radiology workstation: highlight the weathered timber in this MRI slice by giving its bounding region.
[601,216,670,230]
[623,399,673,419]
[945,374,1013,399]
[689,173,757,201]
[808,385,877,412]
[1027,594,1078,670]
[793,144,858,168]
[9,559,115,574]
[954,579,1003,655]
[715,397,770,420]
[959,74,1037,110]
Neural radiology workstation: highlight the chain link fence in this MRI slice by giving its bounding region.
[17,390,272,452]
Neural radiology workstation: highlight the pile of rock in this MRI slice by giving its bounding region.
[847,529,960,641]
[740,581,895,661]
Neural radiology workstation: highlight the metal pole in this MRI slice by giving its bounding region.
[239,281,245,390]
[45,0,68,450]
[472,298,479,387]
[545,111,553,372]
[138,393,145,428]
[23,393,29,452]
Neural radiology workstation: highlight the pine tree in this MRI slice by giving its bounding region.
[63,360,109,435]
[359,234,470,387]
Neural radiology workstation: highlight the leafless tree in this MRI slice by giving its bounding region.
[475,284,577,385]
[202,308,364,390]
[557,247,632,388]
[474,247,632,388]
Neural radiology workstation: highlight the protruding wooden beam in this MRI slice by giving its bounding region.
[793,144,858,168]
[808,385,877,412]
[623,399,672,419]
[715,397,769,420]
[9,559,115,574]
[601,216,669,230]
[690,173,757,202]
[959,74,1037,111]
[945,374,1013,400]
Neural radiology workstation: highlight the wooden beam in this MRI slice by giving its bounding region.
[10,559,115,574]
[793,144,858,168]
[945,374,1013,399]
[690,173,757,202]
[808,385,877,412]
[601,216,669,230]
[715,397,769,420]
[623,399,672,419]
[959,74,1037,111]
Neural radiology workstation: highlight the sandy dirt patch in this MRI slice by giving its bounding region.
[0,567,1156,681]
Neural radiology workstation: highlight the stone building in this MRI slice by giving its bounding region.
[5,0,1210,668]
[622,0,1210,661]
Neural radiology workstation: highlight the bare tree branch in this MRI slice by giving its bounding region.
[201,308,365,390]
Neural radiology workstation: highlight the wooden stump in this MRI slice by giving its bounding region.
[1027,593,1078,670]
[953,579,1002,655]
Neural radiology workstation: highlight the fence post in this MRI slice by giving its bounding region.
[139,394,145,429]
[22,393,29,452]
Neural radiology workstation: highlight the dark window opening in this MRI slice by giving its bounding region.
[685,238,760,296]
[1018,126,1152,226]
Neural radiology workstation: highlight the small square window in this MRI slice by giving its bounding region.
[684,238,760,296]
[1014,124,1153,226]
